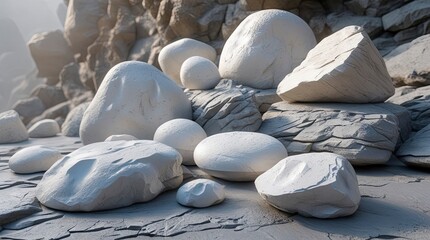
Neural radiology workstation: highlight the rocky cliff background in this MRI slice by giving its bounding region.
[3,0,430,132]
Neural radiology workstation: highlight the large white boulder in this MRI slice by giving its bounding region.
[0,110,29,144]
[154,119,207,165]
[277,26,394,103]
[9,146,62,174]
[219,9,316,89]
[79,61,192,145]
[180,56,220,90]
[255,152,361,218]
[194,132,288,181]
[176,179,225,208]
[36,140,183,212]
[28,119,60,138]
[158,38,217,86]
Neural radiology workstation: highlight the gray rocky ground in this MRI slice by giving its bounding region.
[0,136,430,239]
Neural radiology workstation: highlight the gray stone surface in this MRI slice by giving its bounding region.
[12,97,45,125]
[396,123,430,168]
[382,0,430,31]
[61,102,90,137]
[259,102,410,165]
[186,80,262,136]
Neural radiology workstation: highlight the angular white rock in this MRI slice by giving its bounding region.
[277,26,394,103]
[176,179,225,208]
[0,110,29,144]
[154,119,207,165]
[180,56,220,90]
[255,152,361,218]
[105,134,138,141]
[36,140,183,211]
[159,38,217,86]
[219,9,316,89]
[9,146,62,174]
[194,132,288,181]
[28,119,60,138]
[80,61,192,145]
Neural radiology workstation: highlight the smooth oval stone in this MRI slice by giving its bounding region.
[9,145,62,174]
[28,119,60,138]
[176,179,225,208]
[180,56,220,90]
[194,131,288,181]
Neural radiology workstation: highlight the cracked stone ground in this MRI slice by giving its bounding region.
[0,136,430,239]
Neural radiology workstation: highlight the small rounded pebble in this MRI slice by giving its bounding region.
[154,119,207,165]
[9,145,63,174]
[180,56,221,90]
[28,119,60,138]
[176,179,225,208]
[105,134,138,141]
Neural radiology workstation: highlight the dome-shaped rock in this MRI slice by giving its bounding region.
[181,56,220,90]
[0,110,29,144]
[176,179,225,208]
[9,145,62,174]
[28,119,60,138]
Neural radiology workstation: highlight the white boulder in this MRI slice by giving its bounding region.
[159,38,217,86]
[180,56,220,90]
[277,26,394,103]
[219,9,316,89]
[9,146,62,174]
[154,119,207,165]
[255,152,361,218]
[105,134,138,141]
[0,110,29,144]
[36,140,183,212]
[194,132,288,181]
[176,179,225,208]
[28,119,60,138]
[79,61,192,145]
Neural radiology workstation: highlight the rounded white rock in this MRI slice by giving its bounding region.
[194,131,288,181]
[105,134,138,141]
[9,145,63,174]
[159,38,217,86]
[0,110,29,144]
[176,179,225,208]
[180,56,220,90]
[28,119,60,138]
[255,152,361,218]
[154,119,207,165]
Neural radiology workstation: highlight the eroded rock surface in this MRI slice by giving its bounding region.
[396,123,430,168]
[176,179,225,208]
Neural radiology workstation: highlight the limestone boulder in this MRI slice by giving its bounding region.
[31,85,67,109]
[0,110,29,144]
[194,132,288,181]
[277,26,394,103]
[158,38,217,86]
[59,62,92,101]
[396,123,430,168]
[80,61,192,145]
[180,56,220,90]
[176,179,225,208]
[382,0,430,31]
[186,79,262,136]
[61,102,89,137]
[36,140,183,211]
[154,119,207,165]
[12,97,45,124]
[28,119,60,138]
[385,34,430,87]
[255,152,361,218]
[219,9,316,89]
[259,102,410,165]
[326,12,383,38]
[9,146,62,174]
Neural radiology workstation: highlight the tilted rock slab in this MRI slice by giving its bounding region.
[186,80,262,136]
[259,102,410,165]
[219,9,316,89]
[396,123,430,168]
[277,26,394,103]
[382,0,430,32]
[80,61,192,145]
[36,140,183,212]
[255,152,361,218]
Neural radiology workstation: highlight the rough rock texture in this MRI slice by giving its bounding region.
[277,26,394,103]
[9,146,62,174]
[36,140,183,212]
[27,102,70,129]
[176,179,225,208]
[385,34,430,87]
[31,85,67,110]
[61,102,89,137]
[382,0,430,32]
[154,119,207,165]
[12,97,45,125]
[28,119,61,138]
[255,152,361,218]
[59,62,93,102]
[158,38,217,86]
[186,80,262,135]
[0,110,29,144]
[219,9,316,89]
[259,102,410,165]
[27,30,74,80]
[104,134,138,141]
[194,132,288,181]
[396,123,430,168]
[326,12,383,38]
[80,61,192,145]
[180,56,220,90]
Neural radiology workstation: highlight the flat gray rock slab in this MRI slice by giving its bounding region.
[1,137,430,239]
[397,123,430,168]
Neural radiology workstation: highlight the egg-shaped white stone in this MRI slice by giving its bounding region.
[9,145,63,174]
[176,179,225,208]
[181,56,220,90]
